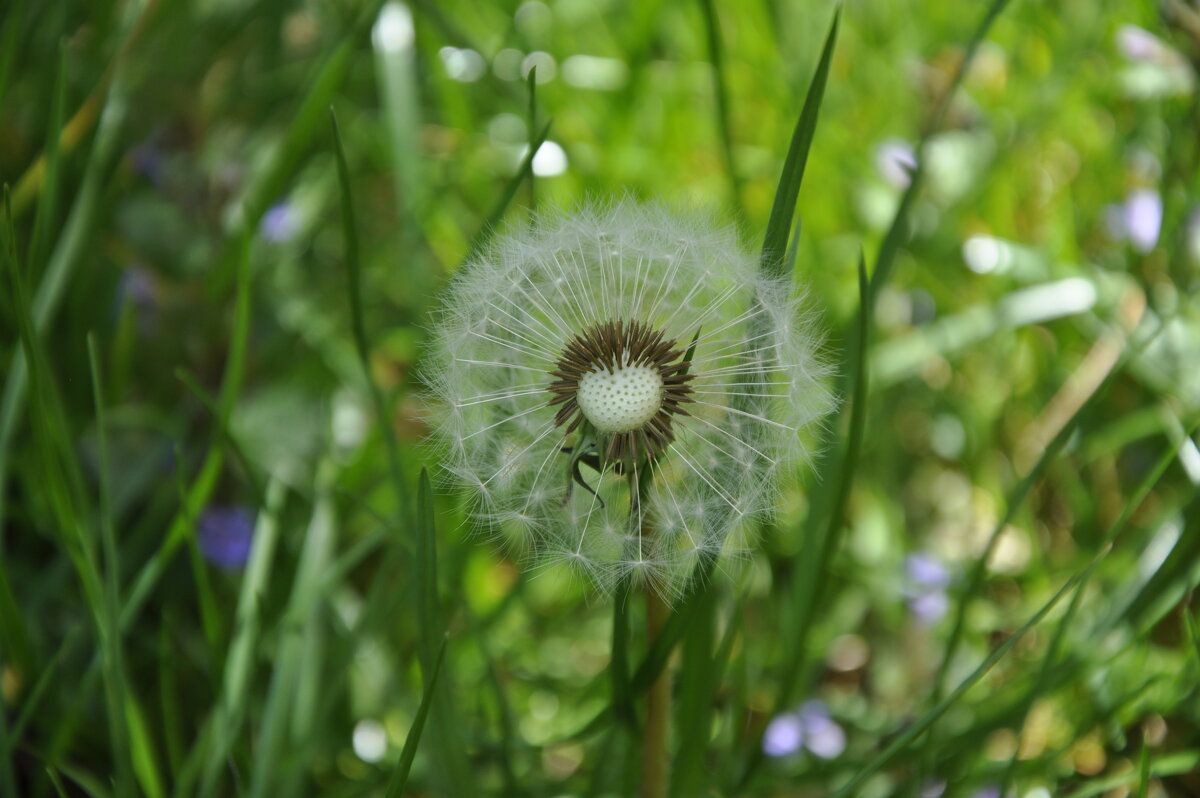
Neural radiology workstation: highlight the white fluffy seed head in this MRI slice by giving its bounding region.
[422,199,836,603]
[576,365,664,433]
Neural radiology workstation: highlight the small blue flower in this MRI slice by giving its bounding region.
[1125,189,1162,253]
[875,138,917,189]
[904,552,951,626]
[261,202,300,243]
[905,552,950,588]
[1104,190,1162,254]
[197,506,255,570]
[762,713,804,758]
[762,699,846,759]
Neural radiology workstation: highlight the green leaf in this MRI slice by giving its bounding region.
[465,118,553,266]
[698,0,743,216]
[830,552,1104,798]
[737,252,868,789]
[759,7,839,278]
[386,636,448,798]
[332,108,412,527]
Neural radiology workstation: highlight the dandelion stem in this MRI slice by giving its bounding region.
[641,578,671,798]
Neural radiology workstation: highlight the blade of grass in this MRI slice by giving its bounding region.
[759,6,838,278]
[174,441,225,664]
[1135,742,1151,798]
[830,548,1110,798]
[371,1,424,230]
[736,252,869,789]
[5,191,133,796]
[88,332,138,798]
[611,576,635,728]
[10,0,158,218]
[119,231,252,632]
[698,0,744,218]
[247,460,338,798]
[414,469,473,796]
[997,423,1195,796]
[464,118,553,266]
[0,628,79,767]
[125,692,166,798]
[671,585,718,797]
[332,109,412,529]
[1061,751,1200,798]
[28,41,68,277]
[867,0,1011,303]
[0,0,24,109]
[932,328,1158,703]
[0,48,129,540]
[197,479,286,798]
[526,66,538,211]
[1185,591,1200,670]
[0,197,36,714]
[158,614,185,779]
[916,320,1161,785]
[175,368,267,509]
[46,767,73,798]
[385,636,448,798]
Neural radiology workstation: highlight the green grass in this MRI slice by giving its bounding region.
[2,0,1199,796]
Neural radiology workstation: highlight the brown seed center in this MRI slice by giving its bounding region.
[547,319,695,463]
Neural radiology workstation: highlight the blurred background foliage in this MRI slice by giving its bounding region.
[2,0,1200,795]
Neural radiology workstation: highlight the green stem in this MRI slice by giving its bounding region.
[641,581,670,798]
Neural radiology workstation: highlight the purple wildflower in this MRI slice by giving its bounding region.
[798,701,846,759]
[1126,189,1162,253]
[762,713,805,757]
[763,700,846,759]
[1117,25,1164,62]
[904,552,951,626]
[906,552,951,588]
[1105,190,1162,253]
[261,202,300,243]
[875,138,918,189]
[197,506,255,570]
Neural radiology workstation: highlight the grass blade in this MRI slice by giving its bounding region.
[197,479,286,798]
[119,231,253,633]
[29,41,68,276]
[831,553,1105,798]
[385,636,448,798]
[611,576,635,726]
[247,460,338,798]
[332,109,412,526]
[737,252,869,788]
[671,585,719,797]
[867,0,1011,303]
[414,469,472,795]
[698,0,743,217]
[526,66,538,211]
[997,423,1194,795]
[759,6,839,278]
[465,118,553,265]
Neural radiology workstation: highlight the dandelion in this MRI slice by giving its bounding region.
[425,201,833,601]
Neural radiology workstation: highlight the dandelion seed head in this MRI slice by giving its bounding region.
[424,200,834,600]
